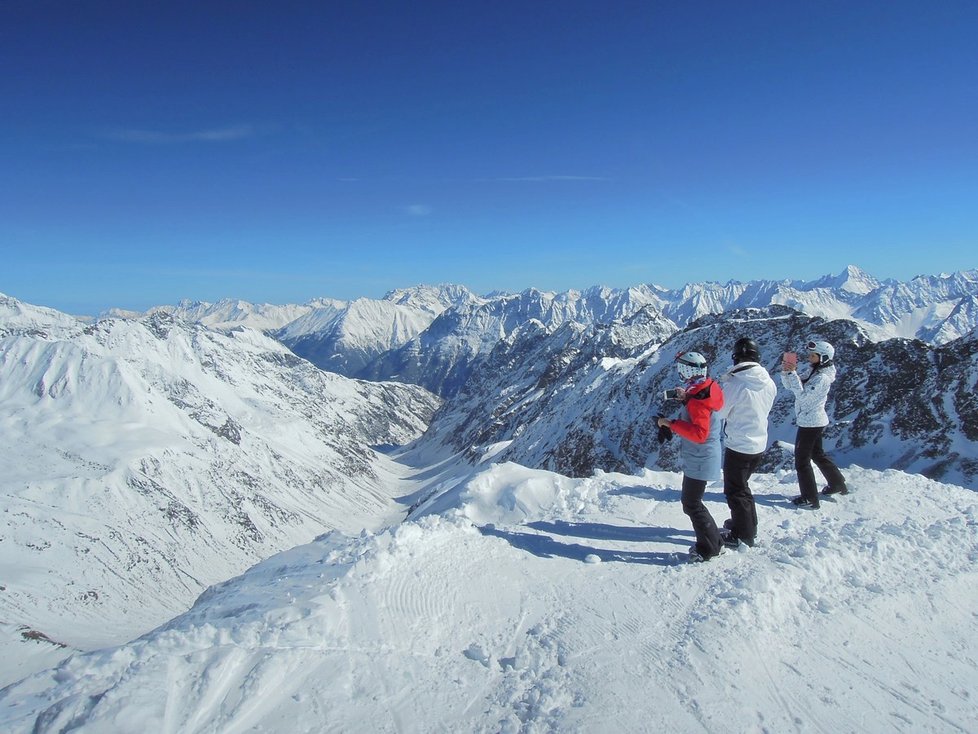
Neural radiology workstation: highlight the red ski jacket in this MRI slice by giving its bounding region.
[669,378,725,444]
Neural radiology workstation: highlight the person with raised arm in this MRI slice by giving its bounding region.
[780,339,849,509]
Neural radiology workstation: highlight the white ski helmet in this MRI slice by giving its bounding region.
[807,339,835,365]
[676,351,708,381]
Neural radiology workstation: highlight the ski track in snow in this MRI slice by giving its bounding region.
[2,464,977,733]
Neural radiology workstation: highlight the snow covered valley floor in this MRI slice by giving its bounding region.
[2,462,977,733]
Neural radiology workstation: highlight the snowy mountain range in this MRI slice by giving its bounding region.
[123,266,977,398]
[318,266,978,394]
[380,265,976,398]
[0,295,439,683]
[413,303,978,490]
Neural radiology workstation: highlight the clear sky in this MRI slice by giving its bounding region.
[2,0,977,315]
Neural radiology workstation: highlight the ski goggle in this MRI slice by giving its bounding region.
[675,351,703,368]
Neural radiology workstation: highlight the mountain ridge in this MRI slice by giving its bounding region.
[74,266,978,400]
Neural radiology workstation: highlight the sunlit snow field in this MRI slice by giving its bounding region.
[4,460,976,733]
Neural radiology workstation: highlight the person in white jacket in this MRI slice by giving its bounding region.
[779,339,848,509]
[715,337,777,548]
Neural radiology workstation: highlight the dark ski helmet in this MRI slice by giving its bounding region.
[732,337,760,364]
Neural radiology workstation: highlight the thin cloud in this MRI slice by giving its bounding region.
[103,124,258,144]
[483,175,611,183]
[403,204,433,217]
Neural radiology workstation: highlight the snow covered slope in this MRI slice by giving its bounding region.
[277,297,445,376]
[0,292,83,336]
[417,305,978,488]
[2,462,975,733]
[106,297,326,331]
[275,285,478,376]
[0,298,440,684]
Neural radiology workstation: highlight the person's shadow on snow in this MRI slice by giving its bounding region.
[608,485,727,504]
[526,520,693,544]
[479,524,689,566]
[611,482,793,511]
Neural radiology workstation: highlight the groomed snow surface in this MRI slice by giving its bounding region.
[2,463,977,733]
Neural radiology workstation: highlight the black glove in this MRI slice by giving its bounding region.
[656,418,673,444]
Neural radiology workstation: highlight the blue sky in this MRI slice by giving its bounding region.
[2,1,977,315]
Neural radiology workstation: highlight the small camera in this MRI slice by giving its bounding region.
[663,388,685,400]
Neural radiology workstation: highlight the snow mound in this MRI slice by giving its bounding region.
[2,465,976,733]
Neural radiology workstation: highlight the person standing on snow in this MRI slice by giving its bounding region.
[779,339,849,509]
[715,337,777,549]
[656,351,725,562]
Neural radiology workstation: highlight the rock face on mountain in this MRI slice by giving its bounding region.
[0,298,440,665]
[414,305,978,489]
[828,325,978,482]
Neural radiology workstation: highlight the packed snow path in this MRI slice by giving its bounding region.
[2,464,977,733]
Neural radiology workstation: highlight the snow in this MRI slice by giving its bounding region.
[2,460,976,733]
[0,303,439,689]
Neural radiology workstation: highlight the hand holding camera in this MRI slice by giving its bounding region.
[663,387,686,400]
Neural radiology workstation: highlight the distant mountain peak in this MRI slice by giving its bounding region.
[382,284,477,314]
[813,264,879,294]
[0,293,83,335]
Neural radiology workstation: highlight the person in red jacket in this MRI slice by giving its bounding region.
[657,351,726,562]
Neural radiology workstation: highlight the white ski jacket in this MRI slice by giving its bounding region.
[779,363,836,428]
[716,362,777,455]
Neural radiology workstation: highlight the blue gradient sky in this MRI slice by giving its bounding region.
[3,1,977,315]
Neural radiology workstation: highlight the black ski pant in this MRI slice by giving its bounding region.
[723,448,763,546]
[681,475,722,559]
[795,426,847,504]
